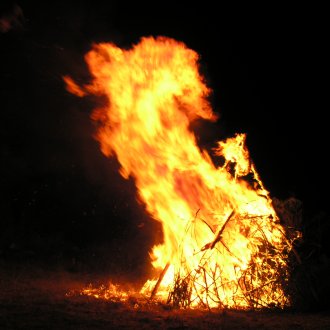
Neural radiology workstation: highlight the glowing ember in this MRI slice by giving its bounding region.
[81,283,129,302]
[64,36,299,309]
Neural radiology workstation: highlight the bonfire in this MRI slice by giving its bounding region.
[64,36,300,310]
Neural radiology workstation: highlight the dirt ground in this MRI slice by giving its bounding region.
[1,266,330,330]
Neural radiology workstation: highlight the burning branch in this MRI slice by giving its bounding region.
[201,210,235,251]
[150,263,170,300]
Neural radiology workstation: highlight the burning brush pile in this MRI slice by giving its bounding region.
[64,36,300,310]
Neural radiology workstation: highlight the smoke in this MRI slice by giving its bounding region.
[0,4,25,33]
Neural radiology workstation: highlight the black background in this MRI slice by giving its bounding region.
[0,1,328,275]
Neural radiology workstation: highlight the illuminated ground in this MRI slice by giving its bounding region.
[1,265,330,330]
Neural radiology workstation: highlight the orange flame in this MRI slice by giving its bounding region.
[65,36,298,309]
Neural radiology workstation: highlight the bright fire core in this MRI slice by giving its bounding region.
[65,36,298,309]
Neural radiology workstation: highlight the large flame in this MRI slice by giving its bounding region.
[65,36,298,309]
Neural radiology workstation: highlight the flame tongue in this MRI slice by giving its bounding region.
[66,36,296,309]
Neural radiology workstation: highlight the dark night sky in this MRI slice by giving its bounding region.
[0,1,328,270]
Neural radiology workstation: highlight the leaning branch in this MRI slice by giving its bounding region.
[150,263,170,300]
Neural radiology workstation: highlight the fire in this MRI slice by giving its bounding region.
[65,36,299,309]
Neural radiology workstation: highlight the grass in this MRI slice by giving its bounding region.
[1,264,330,329]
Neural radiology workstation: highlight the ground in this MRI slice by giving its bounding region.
[1,265,330,330]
